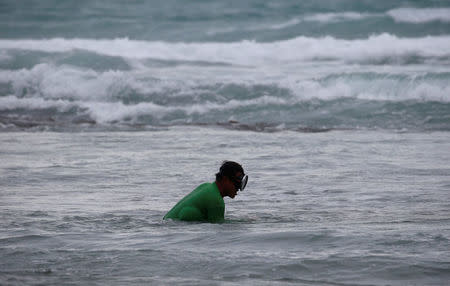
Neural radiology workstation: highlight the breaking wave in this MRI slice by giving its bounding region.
[387,8,450,23]
[1,34,450,65]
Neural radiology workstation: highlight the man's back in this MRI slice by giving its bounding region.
[163,182,225,223]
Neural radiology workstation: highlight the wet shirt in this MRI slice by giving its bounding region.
[163,182,225,223]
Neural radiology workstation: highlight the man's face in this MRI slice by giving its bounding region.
[226,171,243,199]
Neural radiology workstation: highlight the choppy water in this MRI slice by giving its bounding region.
[1,0,450,285]
[1,0,450,131]
[1,128,449,285]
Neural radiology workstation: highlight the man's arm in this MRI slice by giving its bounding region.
[206,204,224,223]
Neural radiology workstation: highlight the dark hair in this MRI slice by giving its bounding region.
[215,161,244,181]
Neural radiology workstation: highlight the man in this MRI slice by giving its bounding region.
[163,161,248,223]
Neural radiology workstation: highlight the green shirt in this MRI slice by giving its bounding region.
[163,182,225,223]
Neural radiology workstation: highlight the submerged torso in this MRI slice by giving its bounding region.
[163,182,225,223]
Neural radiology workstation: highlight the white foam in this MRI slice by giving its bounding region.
[267,18,302,30]
[1,74,449,126]
[1,34,449,65]
[76,94,288,123]
[1,36,449,126]
[82,101,170,123]
[0,62,290,123]
[0,63,151,102]
[252,12,376,31]
[304,12,375,23]
[387,8,450,23]
[1,61,449,114]
[205,12,372,35]
[0,95,74,111]
[0,50,12,62]
[282,77,450,103]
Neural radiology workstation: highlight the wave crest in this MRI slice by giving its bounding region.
[387,8,450,23]
[1,34,449,65]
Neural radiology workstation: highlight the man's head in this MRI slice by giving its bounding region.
[215,161,248,198]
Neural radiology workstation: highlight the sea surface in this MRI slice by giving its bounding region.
[1,0,450,285]
[1,129,450,285]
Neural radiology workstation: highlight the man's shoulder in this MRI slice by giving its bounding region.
[194,182,216,192]
[192,182,221,201]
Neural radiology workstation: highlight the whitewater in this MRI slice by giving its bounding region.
[1,33,449,130]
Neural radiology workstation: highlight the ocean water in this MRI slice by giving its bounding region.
[1,0,450,131]
[1,0,450,285]
[1,128,449,285]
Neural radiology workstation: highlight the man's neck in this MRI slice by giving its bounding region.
[215,180,226,198]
